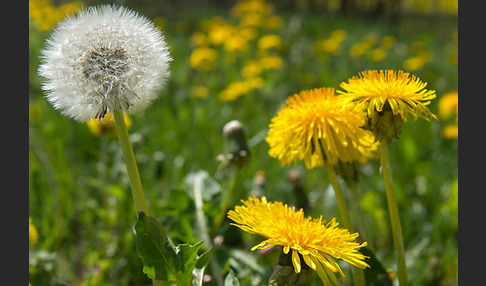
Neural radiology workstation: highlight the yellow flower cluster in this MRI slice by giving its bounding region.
[188,0,284,101]
[29,0,84,31]
[266,69,437,168]
[314,29,347,55]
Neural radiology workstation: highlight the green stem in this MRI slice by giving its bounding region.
[380,140,408,285]
[113,109,149,214]
[325,165,366,286]
[325,164,352,230]
[348,180,370,242]
[113,110,165,286]
[211,170,238,237]
[194,174,224,286]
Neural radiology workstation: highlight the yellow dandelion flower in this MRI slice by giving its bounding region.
[266,87,377,169]
[338,70,437,141]
[438,90,458,119]
[219,81,251,101]
[257,34,282,51]
[241,60,262,78]
[190,85,209,99]
[208,24,234,46]
[259,55,283,70]
[190,32,208,47]
[224,34,249,52]
[349,41,372,58]
[239,26,258,41]
[369,47,387,62]
[228,196,369,286]
[330,29,347,43]
[403,56,427,71]
[189,47,218,71]
[441,124,458,139]
[245,76,264,89]
[87,112,131,137]
[380,35,396,50]
[29,217,39,249]
[314,39,340,55]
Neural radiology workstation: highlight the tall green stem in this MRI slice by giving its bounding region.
[380,140,408,285]
[194,174,224,286]
[113,109,166,286]
[348,180,370,243]
[326,164,352,230]
[211,170,238,237]
[325,164,366,286]
[113,109,149,214]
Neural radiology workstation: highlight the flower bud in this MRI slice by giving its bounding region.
[364,101,404,142]
[218,120,251,168]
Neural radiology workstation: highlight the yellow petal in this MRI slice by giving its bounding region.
[292,249,302,273]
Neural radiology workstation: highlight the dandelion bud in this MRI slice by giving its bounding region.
[364,101,404,141]
[219,120,250,168]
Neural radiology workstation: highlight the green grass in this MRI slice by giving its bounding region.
[29,3,457,285]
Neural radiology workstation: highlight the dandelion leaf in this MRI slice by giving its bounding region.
[135,212,205,286]
[192,246,213,286]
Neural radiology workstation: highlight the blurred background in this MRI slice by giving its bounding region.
[29,0,458,285]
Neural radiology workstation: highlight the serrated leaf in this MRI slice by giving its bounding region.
[135,212,205,286]
[192,246,213,286]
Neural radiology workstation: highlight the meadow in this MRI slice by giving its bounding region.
[29,0,458,285]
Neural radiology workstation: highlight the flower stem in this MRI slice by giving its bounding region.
[348,180,370,243]
[380,140,408,285]
[325,164,352,230]
[211,170,238,237]
[113,110,165,286]
[325,165,366,286]
[194,173,224,286]
[113,109,149,214]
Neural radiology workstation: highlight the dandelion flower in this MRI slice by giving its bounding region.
[29,217,39,249]
[438,90,458,119]
[228,196,369,286]
[257,34,282,51]
[266,87,377,169]
[38,5,171,122]
[338,69,436,141]
[189,47,218,71]
[87,112,131,137]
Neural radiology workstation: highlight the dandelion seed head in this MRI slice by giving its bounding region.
[38,5,172,122]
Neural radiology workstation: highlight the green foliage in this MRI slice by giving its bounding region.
[29,1,457,285]
[135,212,206,285]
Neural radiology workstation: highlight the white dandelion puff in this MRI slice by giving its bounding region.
[38,5,172,122]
